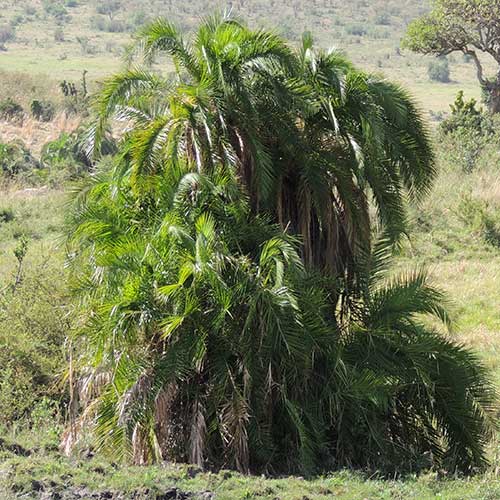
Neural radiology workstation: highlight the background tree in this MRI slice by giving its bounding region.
[404,0,500,113]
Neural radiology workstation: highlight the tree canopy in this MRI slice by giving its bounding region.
[64,15,497,475]
[404,0,500,112]
[89,16,435,279]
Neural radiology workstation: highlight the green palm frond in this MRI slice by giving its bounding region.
[65,15,497,476]
[135,18,200,77]
[367,268,452,331]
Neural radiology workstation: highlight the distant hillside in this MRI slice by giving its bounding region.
[3,1,428,47]
[0,0,490,115]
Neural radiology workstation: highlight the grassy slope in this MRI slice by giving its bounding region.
[400,146,500,393]
[0,0,494,116]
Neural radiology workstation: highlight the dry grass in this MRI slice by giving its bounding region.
[0,112,81,153]
[0,69,63,109]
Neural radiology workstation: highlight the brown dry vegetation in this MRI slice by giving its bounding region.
[0,112,80,153]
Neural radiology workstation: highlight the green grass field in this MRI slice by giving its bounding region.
[1,454,500,499]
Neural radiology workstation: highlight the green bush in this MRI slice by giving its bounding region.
[59,79,91,115]
[106,19,126,32]
[0,207,14,223]
[130,10,148,28]
[440,127,490,173]
[24,6,37,16]
[90,16,126,32]
[0,141,39,178]
[41,132,89,184]
[89,15,106,31]
[428,57,450,83]
[437,92,496,173]
[30,99,55,122]
[43,1,69,21]
[0,261,70,426]
[0,24,15,46]
[96,1,121,19]
[441,91,489,134]
[10,15,24,28]
[458,194,500,248]
[54,27,65,42]
[76,36,97,54]
[374,13,391,25]
[40,128,117,184]
[0,365,33,425]
[346,23,366,36]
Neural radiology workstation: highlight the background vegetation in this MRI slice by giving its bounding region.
[0,0,495,118]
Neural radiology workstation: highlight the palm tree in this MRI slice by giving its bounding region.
[66,164,496,473]
[65,16,497,474]
[335,243,497,472]
[91,15,434,276]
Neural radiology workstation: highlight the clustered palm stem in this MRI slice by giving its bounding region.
[65,14,497,475]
